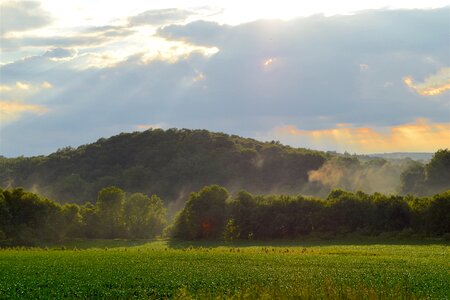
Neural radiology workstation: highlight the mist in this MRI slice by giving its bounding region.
[306,156,417,196]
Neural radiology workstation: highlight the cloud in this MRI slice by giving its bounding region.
[1,8,449,156]
[157,21,229,46]
[0,81,31,92]
[0,80,52,127]
[403,67,450,96]
[128,8,195,26]
[43,48,77,60]
[40,81,52,89]
[0,1,52,36]
[272,119,450,153]
[0,80,53,100]
[0,80,53,126]
[0,101,48,124]
[1,25,135,54]
[1,35,110,52]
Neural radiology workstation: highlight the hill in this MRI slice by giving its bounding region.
[0,129,326,205]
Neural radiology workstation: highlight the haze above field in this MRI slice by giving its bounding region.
[0,1,449,156]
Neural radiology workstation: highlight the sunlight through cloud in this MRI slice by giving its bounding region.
[0,101,49,124]
[263,58,273,67]
[403,67,450,96]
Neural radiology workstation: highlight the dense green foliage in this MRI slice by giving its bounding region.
[2,184,449,246]
[400,149,450,195]
[0,187,166,246]
[172,185,229,239]
[172,185,450,240]
[0,241,448,299]
[0,129,326,204]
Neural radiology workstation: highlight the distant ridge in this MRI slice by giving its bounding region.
[366,152,433,161]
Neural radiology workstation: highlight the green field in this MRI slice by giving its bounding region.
[0,239,449,299]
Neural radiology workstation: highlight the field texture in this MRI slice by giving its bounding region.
[0,240,449,299]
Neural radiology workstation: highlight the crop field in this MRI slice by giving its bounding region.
[0,239,449,299]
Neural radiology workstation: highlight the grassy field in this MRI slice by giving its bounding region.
[0,239,449,299]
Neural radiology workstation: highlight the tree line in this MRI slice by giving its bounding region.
[1,184,449,246]
[0,187,166,246]
[170,185,450,240]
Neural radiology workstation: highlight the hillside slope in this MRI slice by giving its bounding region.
[0,129,326,204]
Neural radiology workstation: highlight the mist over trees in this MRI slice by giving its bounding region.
[306,156,413,196]
[303,149,450,197]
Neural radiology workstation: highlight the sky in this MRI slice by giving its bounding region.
[0,0,449,157]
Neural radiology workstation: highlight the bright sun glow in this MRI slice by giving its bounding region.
[263,58,273,67]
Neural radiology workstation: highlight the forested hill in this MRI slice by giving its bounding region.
[0,129,326,204]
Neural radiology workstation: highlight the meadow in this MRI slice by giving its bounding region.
[0,239,449,299]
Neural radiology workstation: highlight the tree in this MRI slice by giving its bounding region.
[61,204,83,237]
[54,174,87,203]
[80,202,101,238]
[0,191,9,244]
[172,185,229,239]
[229,190,257,239]
[400,163,425,195]
[326,191,375,233]
[96,186,125,238]
[425,191,450,235]
[425,149,450,191]
[124,193,167,238]
[0,188,64,244]
[373,195,411,231]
